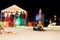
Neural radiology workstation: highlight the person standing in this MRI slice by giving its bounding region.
[35,14,39,22]
[13,17,16,27]
[53,15,57,25]
[15,11,18,26]
[21,11,27,26]
[10,12,15,27]
[19,12,22,25]
[2,13,5,22]
[33,13,39,31]
[54,15,57,22]
[15,11,22,26]
[5,14,10,27]
[49,18,52,24]
[15,11,18,18]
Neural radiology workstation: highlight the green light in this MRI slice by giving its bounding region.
[16,17,22,26]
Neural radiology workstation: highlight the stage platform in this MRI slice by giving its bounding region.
[5,26,60,31]
[0,26,60,40]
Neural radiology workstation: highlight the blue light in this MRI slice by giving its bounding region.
[35,15,39,21]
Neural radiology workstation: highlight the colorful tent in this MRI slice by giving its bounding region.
[1,4,27,27]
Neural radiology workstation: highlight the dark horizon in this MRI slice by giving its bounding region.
[0,0,60,21]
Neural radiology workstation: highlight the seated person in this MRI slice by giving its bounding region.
[33,22,37,31]
[37,21,45,31]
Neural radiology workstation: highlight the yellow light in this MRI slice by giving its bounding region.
[54,15,56,18]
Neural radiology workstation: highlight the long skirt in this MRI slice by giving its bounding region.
[16,17,22,26]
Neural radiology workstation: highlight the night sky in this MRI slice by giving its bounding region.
[0,0,60,21]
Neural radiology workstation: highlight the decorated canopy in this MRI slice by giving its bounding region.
[1,5,27,26]
[1,4,27,17]
[1,5,27,13]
